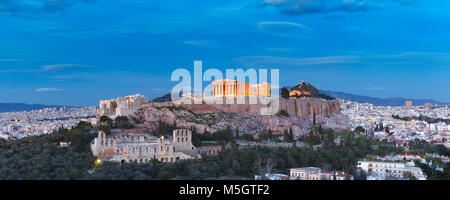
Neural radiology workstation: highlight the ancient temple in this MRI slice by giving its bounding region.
[211,79,270,97]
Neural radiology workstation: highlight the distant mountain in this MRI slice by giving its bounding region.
[0,103,73,113]
[152,93,172,102]
[320,90,448,106]
[150,88,448,107]
[289,81,335,100]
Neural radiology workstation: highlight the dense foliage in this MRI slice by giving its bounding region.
[281,87,290,99]
[392,114,450,125]
[412,144,450,180]
[0,121,405,180]
[0,122,96,180]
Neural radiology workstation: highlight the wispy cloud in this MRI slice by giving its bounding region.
[0,0,97,16]
[265,47,295,52]
[0,59,21,62]
[346,26,371,33]
[183,40,217,47]
[257,21,313,38]
[257,21,311,30]
[367,87,392,90]
[260,0,416,15]
[0,64,96,73]
[234,55,360,67]
[0,69,38,73]
[34,88,64,93]
[42,64,95,71]
[371,52,450,67]
[235,52,450,70]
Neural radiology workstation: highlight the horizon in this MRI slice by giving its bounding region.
[1,88,448,108]
[1,0,450,106]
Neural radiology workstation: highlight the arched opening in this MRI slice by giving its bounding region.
[121,160,126,164]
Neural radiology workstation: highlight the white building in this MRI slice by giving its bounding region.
[255,173,289,180]
[290,167,321,180]
[99,94,148,117]
[357,160,426,180]
[0,132,10,140]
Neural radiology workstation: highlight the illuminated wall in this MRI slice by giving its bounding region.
[211,79,270,97]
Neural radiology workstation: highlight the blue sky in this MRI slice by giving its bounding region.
[0,0,449,106]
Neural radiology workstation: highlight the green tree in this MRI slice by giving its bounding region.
[115,116,134,129]
[100,115,111,124]
[279,109,289,117]
[313,113,316,126]
[281,87,290,99]
[289,128,294,142]
[355,126,365,134]
[345,133,352,148]
[283,129,290,142]
[267,129,273,141]
[402,171,417,180]
[325,132,335,148]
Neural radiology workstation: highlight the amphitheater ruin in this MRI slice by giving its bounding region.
[91,129,201,163]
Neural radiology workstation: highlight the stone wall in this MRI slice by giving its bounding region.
[175,97,340,118]
[90,130,198,164]
[136,98,347,138]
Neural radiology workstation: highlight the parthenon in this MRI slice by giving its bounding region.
[211,79,270,97]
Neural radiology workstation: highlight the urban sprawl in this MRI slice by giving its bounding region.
[1,93,449,180]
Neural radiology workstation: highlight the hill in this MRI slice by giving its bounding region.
[320,91,448,106]
[152,93,173,102]
[0,103,72,113]
[288,81,335,100]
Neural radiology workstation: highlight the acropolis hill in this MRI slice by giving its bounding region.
[126,81,348,137]
[175,96,341,118]
[173,80,341,118]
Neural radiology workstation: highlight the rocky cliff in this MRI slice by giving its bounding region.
[134,81,346,137]
[132,101,348,138]
[174,97,340,118]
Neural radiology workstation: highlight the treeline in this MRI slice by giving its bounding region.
[92,134,401,180]
[415,159,450,180]
[98,116,135,135]
[412,144,450,180]
[192,126,253,147]
[0,122,96,180]
[0,121,403,180]
[392,114,450,124]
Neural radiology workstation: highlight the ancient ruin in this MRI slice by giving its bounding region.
[91,129,200,163]
[99,94,148,117]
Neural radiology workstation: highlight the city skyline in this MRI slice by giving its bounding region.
[1,0,450,106]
